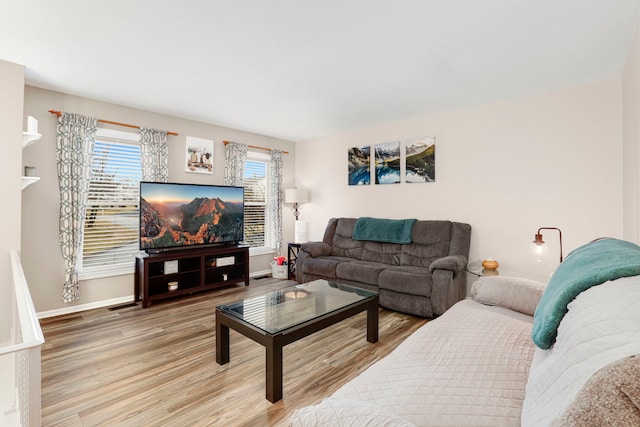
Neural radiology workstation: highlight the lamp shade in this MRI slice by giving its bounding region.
[285,188,308,204]
[530,227,563,263]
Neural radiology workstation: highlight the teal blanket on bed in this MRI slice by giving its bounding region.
[532,238,640,349]
[352,217,416,244]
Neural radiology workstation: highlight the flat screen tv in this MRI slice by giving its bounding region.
[139,181,244,252]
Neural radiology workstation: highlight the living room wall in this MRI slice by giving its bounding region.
[622,20,640,245]
[0,59,25,336]
[295,79,623,281]
[21,86,296,315]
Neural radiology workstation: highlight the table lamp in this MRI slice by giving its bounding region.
[531,227,563,263]
[285,188,309,243]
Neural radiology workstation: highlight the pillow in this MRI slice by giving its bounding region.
[470,276,546,316]
[557,355,640,426]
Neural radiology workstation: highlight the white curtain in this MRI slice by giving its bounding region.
[139,127,169,182]
[56,112,97,303]
[269,150,284,255]
[224,141,248,186]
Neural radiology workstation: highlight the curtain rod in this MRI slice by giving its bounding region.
[48,110,179,136]
[223,140,289,154]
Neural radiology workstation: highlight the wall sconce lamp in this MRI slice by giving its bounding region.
[531,227,564,263]
[285,188,310,243]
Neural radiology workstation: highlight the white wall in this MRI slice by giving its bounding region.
[0,59,24,339]
[296,79,623,279]
[622,21,640,245]
[22,86,296,314]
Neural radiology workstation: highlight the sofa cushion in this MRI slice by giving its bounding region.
[301,256,354,279]
[410,220,451,245]
[330,218,364,259]
[336,260,387,285]
[360,241,401,265]
[378,266,432,296]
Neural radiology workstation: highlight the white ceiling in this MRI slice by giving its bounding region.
[1,1,639,142]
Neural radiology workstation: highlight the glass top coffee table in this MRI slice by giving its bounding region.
[215,279,379,402]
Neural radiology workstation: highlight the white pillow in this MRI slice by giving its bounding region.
[470,276,546,316]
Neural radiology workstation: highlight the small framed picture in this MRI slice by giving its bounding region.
[185,136,214,174]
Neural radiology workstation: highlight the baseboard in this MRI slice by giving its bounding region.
[252,269,272,278]
[37,269,277,319]
[37,296,134,319]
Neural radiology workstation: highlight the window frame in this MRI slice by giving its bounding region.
[77,127,141,280]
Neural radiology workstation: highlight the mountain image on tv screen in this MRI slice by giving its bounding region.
[140,182,244,250]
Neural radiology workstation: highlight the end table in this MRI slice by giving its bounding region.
[287,243,301,280]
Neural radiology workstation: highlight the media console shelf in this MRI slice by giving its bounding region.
[135,245,249,308]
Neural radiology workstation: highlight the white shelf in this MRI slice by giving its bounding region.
[21,176,40,190]
[22,132,42,148]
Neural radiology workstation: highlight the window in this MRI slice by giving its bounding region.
[243,151,274,255]
[79,128,142,279]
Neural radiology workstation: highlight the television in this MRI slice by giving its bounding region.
[139,181,244,252]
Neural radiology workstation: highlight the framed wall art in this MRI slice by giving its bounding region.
[374,141,401,184]
[405,137,435,183]
[185,136,214,174]
[348,145,371,185]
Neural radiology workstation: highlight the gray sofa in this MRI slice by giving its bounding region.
[295,218,471,317]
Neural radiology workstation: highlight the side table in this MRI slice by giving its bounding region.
[465,261,549,283]
[287,243,301,280]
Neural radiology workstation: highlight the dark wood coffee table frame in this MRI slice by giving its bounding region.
[216,293,379,403]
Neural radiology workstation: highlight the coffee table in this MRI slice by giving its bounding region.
[215,279,379,402]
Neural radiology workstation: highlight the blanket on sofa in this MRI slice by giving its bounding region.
[352,217,416,244]
[532,238,640,349]
[522,275,640,426]
[291,298,536,426]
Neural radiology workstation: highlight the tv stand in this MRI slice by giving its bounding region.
[134,245,249,308]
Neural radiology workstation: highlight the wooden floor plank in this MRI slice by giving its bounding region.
[40,277,428,426]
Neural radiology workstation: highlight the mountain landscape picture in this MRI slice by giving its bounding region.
[348,145,371,185]
[405,137,435,183]
[140,183,244,250]
[374,141,401,184]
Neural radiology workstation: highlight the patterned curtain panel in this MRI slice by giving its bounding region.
[269,150,284,255]
[139,127,169,182]
[56,112,98,303]
[223,141,248,186]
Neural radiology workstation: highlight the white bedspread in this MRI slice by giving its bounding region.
[290,299,537,426]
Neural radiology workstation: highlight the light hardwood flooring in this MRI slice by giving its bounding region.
[40,277,429,426]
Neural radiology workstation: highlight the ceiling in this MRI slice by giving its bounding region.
[1,1,639,142]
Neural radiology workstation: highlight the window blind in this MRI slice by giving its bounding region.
[81,130,142,277]
[243,157,268,248]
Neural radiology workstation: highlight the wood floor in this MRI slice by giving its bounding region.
[39,277,429,427]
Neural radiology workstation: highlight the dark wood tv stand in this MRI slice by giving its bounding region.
[134,245,249,308]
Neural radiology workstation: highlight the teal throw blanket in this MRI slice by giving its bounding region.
[532,238,640,349]
[352,217,416,244]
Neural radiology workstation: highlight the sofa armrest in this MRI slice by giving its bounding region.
[428,255,467,273]
[300,241,332,257]
[470,276,546,316]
